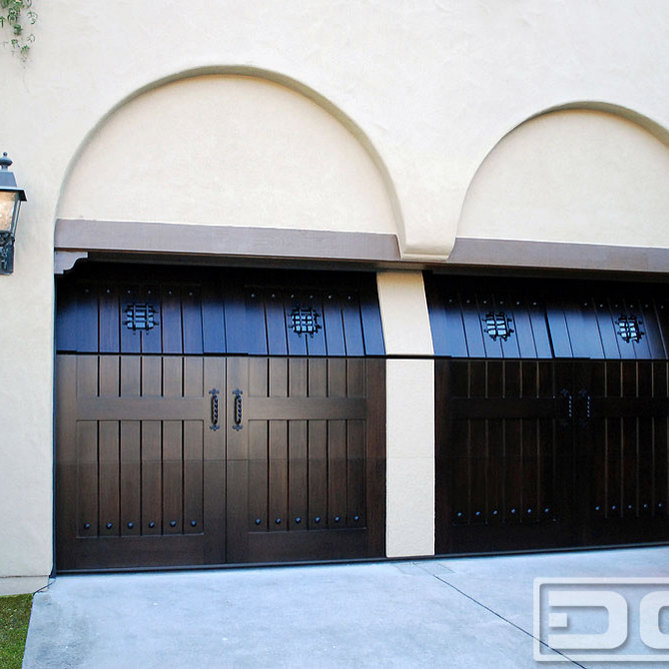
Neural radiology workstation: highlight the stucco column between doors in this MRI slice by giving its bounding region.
[376,271,435,558]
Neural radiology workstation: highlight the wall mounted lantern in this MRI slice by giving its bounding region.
[0,152,27,275]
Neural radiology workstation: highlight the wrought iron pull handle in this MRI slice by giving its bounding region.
[579,389,591,422]
[232,389,243,431]
[560,389,573,420]
[209,388,220,431]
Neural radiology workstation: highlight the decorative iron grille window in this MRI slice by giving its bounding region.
[617,315,644,343]
[125,304,156,332]
[483,312,514,341]
[290,306,321,337]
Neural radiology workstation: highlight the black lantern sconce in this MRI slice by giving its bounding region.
[0,153,27,275]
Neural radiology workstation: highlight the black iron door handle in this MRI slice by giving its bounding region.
[560,388,573,420]
[232,389,243,431]
[209,388,220,431]
[578,389,592,424]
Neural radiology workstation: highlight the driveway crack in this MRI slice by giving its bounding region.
[431,573,586,668]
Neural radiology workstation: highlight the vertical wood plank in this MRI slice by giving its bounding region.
[346,420,365,527]
[99,286,120,353]
[270,358,288,398]
[328,419,347,529]
[323,298,346,356]
[308,359,327,398]
[161,286,183,354]
[162,420,183,534]
[248,420,268,531]
[141,357,162,397]
[183,421,203,534]
[141,420,162,535]
[76,421,98,538]
[120,356,141,397]
[120,421,141,536]
[308,420,328,530]
[265,294,288,356]
[97,356,119,397]
[268,420,288,531]
[341,296,365,356]
[183,357,204,397]
[288,421,308,531]
[98,420,120,536]
[346,359,365,398]
[75,285,100,353]
[289,358,308,398]
[182,286,204,355]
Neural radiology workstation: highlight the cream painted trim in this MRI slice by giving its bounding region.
[0,575,50,596]
[55,219,401,265]
[449,237,669,274]
[376,272,433,356]
[385,359,435,558]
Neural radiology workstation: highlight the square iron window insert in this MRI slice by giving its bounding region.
[617,315,644,343]
[290,306,321,337]
[125,304,156,332]
[483,312,514,341]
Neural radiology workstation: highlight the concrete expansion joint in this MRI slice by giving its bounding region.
[430,574,585,668]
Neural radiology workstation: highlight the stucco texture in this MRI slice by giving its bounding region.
[459,109,669,247]
[3,1,669,586]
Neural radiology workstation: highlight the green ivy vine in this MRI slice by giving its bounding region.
[0,0,37,58]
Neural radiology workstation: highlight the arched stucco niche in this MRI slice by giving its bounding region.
[57,70,400,242]
[457,106,669,248]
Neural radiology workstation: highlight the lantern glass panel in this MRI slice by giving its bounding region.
[0,191,18,233]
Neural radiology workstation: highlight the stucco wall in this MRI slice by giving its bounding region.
[458,109,669,247]
[58,75,397,236]
[3,1,669,588]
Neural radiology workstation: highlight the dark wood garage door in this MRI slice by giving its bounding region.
[55,265,385,571]
[429,277,669,555]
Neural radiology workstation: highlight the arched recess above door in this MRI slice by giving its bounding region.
[457,105,669,249]
[55,70,401,268]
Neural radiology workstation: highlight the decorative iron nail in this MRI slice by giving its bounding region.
[544,508,550,513]
[511,508,516,514]
[295,517,302,524]
[334,516,341,522]
[527,508,532,514]
[106,522,113,529]
[275,518,281,524]
[170,520,177,527]
[475,511,481,517]
[643,504,648,509]
[127,521,134,529]
[148,521,156,528]
[84,523,91,530]
[255,518,261,525]
[191,521,197,527]
[314,516,321,523]
[595,506,601,511]
[611,505,617,510]
[627,505,633,510]
[456,512,463,517]
[353,515,360,522]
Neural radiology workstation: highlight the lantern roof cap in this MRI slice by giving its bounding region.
[0,153,27,200]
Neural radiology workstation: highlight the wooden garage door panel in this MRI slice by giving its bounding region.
[56,355,226,570]
[436,360,573,554]
[226,357,385,564]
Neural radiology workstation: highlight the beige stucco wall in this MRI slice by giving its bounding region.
[458,109,669,247]
[3,1,669,589]
[377,272,434,557]
[58,75,397,236]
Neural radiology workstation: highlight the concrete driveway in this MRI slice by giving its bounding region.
[23,546,669,668]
